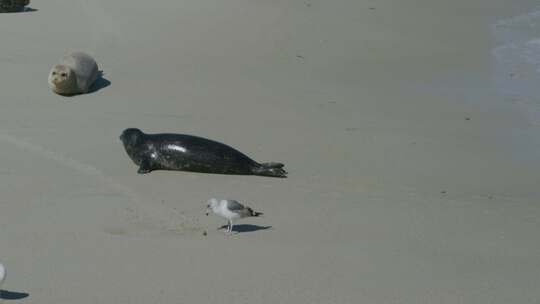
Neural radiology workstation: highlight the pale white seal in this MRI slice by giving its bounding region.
[48,52,99,96]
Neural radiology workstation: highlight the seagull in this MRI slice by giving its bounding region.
[0,263,5,290]
[206,198,263,233]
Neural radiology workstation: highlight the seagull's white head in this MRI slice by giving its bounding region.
[206,198,220,216]
[0,263,6,288]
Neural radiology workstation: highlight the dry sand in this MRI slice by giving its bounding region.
[1,0,540,303]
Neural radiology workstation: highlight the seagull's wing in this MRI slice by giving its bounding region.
[226,200,246,211]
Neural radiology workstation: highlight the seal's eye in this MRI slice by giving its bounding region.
[61,73,67,77]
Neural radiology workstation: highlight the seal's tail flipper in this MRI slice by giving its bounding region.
[253,162,287,178]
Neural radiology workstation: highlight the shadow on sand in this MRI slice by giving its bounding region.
[0,290,29,300]
[0,7,38,13]
[219,224,272,233]
[88,71,111,94]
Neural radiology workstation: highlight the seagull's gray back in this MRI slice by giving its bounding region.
[226,200,246,211]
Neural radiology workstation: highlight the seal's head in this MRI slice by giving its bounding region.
[120,128,145,148]
[120,128,146,165]
[48,64,76,95]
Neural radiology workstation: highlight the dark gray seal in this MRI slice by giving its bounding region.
[119,128,287,178]
[0,0,29,12]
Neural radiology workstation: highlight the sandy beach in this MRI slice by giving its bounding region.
[1,0,540,303]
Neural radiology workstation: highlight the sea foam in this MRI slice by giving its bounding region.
[492,9,540,124]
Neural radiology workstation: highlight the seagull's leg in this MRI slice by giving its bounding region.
[230,220,234,233]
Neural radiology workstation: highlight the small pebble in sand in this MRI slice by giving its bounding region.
[465,117,471,121]
[441,190,447,194]
[203,230,207,236]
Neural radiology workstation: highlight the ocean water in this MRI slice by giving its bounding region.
[492,8,540,125]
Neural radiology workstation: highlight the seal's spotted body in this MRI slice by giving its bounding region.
[0,0,30,13]
[119,128,287,178]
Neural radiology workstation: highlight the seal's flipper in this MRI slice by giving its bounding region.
[137,159,153,174]
[252,162,287,178]
[261,162,284,169]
